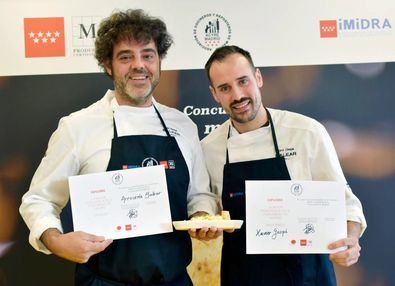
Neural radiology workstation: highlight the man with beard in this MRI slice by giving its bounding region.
[20,9,217,286]
[200,45,366,286]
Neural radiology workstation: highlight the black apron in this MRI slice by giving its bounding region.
[220,109,336,286]
[73,105,193,286]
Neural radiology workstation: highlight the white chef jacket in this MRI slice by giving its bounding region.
[20,90,217,253]
[201,108,367,234]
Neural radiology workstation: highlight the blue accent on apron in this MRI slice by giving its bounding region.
[220,108,336,286]
[63,104,193,286]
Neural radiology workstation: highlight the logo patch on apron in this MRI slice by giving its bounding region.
[142,157,159,167]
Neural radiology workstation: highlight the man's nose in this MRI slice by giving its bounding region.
[231,85,244,101]
[130,56,144,70]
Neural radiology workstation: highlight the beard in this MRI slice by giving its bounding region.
[228,97,260,124]
[113,68,159,106]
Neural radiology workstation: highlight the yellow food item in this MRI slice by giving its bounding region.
[191,214,222,221]
[191,211,231,221]
[188,211,230,286]
[221,210,230,220]
[188,235,222,286]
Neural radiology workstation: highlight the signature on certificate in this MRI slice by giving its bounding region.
[256,228,288,240]
[303,223,315,234]
[127,208,138,219]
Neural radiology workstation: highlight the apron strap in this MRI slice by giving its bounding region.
[112,104,172,139]
[153,104,171,137]
[226,125,231,164]
[265,107,282,158]
[112,116,118,138]
[225,107,281,164]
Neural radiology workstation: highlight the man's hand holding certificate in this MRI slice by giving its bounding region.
[68,165,172,240]
[245,180,347,254]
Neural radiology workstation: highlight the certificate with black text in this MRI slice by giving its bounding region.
[69,165,172,240]
[245,180,346,254]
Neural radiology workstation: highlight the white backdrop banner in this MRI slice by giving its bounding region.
[0,0,394,76]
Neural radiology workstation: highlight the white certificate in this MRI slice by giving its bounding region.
[245,180,346,254]
[68,165,172,240]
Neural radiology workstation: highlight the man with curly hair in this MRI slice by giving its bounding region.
[20,9,217,286]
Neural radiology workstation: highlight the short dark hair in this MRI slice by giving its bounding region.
[95,9,173,75]
[205,45,255,84]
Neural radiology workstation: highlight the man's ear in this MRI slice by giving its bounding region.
[255,68,263,88]
[209,85,220,104]
[104,60,112,77]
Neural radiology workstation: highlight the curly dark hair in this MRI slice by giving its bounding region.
[95,9,173,75]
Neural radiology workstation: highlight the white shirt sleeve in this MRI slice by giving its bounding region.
[19,118,80,253]
[186,124,219,217]
[311,122,367,235]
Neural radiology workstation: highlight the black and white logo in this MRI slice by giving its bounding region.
[290,183,303,196]
[193,13,231,51]
[142,157,159,167]
[112,173,123,185]
[72,16,102,57]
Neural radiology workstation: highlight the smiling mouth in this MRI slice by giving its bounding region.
[231,99,250,112]
[129,75,149,80]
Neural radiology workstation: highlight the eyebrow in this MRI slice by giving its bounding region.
[141,48,157,54]
[216,83,229,89]
[115,48,157,58]
[215,75,249,89]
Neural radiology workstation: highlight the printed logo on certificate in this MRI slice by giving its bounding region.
[68,165,172,240]
[245,180,347,254]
